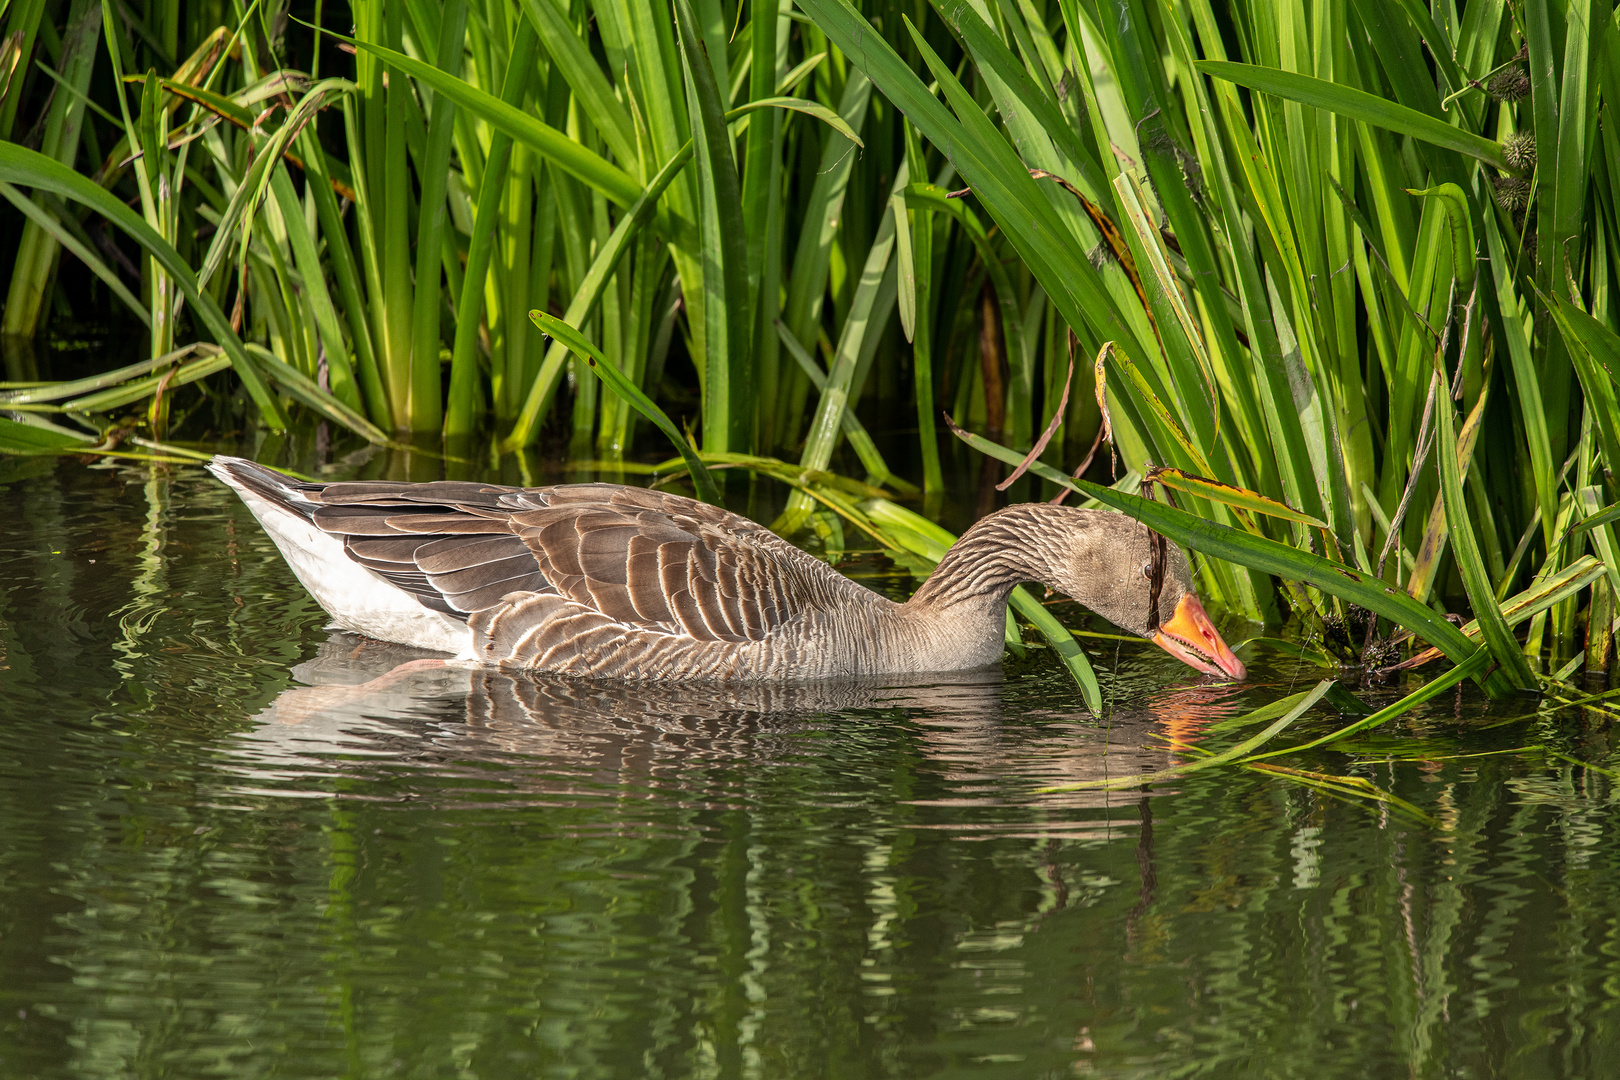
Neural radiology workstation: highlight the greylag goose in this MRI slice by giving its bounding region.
[208,456,1245,681]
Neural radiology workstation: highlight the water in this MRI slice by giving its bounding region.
[3,453,1619,1079]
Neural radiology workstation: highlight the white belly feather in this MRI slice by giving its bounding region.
[227,483,474,657]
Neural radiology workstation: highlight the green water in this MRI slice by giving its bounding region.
[2,454,1619,1079]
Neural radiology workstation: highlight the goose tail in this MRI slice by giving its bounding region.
[206,455,324,520]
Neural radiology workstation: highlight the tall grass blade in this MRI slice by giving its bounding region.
[1196,60,1512,171]
[675,0,749,453]
[503,141,695,451]
[322,23,663,221]
[1434,365,1536,688]
[531,310,721,507]
[0,141,284,429]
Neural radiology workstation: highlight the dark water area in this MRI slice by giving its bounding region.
[3,453,1620,1079]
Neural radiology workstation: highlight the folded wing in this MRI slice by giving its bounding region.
[310,481,839,641]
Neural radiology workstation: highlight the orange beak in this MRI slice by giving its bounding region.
[1152,593,1247,680]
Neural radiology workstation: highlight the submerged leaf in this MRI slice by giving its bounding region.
[1038,681,1336,792]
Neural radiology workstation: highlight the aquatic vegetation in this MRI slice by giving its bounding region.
[3,0,1619,718]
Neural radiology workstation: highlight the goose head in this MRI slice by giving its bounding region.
[920,504,1246,680]
[1050,517,1246,680]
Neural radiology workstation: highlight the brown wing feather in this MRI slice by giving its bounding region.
[298,478,846,639]
[503,487,846,643]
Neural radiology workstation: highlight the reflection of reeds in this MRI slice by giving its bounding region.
[0,0,1617,704]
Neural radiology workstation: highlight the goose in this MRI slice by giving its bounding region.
[208,455,1245,682]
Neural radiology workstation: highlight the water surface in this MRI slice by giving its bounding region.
[3,454,1618,1079]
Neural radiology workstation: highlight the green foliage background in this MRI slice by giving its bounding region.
[3,0,1620,693]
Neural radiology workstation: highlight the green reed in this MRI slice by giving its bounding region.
[3,0,1620,705]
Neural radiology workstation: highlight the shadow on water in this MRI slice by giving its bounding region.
[4,456,1620,1079]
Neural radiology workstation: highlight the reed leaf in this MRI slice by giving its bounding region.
[1196,60,1513,171]
[531,310,721,507]
[0,141,284,428]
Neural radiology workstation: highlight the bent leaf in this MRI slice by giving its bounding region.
[531,311,723,508]
[1197,61,1512,171]
[1039,681,1336,792]
[1076,476,1515,696]
[1145,466,1328,529]
[0,141,284,429]
[864,497,1103,713]
[950,419,1506,692]
[1245,650,1491,760]
[1407,183,1476,290]
[727,97,864,147]
[1570,503,1620,539]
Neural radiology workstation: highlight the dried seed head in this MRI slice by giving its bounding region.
[1361,636,1402,670]
[1493,176,1532,213]
[1488,66,1531,102]
[1502,130,1537,172]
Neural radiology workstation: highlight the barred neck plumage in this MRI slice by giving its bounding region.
[906,505,1070,611]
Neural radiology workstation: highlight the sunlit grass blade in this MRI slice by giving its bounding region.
[773,319,906,488]
[59,350,231,413]
[0,343,210,403]
[1196,60,1512,170]
[516,0,637,170]
[531,310,721,507]
[443,23,537,437]
[1038,680,1335,792]
[780,162,905,528]
[729,96,864,147]
[1145,466,1327,529]
[780,69,871,385]
[675,0,749,454]
[503,140,694,452]
[1243,649,1491,761]
[266,167,360,410]
[1397,555,1607,670]
[245,345,389,445]
[0,140,284,429]
[312,20,676,230]
[1434,365,1536,689]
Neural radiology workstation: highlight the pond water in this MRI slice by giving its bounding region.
[3,452,1619,1079]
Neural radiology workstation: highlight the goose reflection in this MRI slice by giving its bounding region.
[227,632,1250,826]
